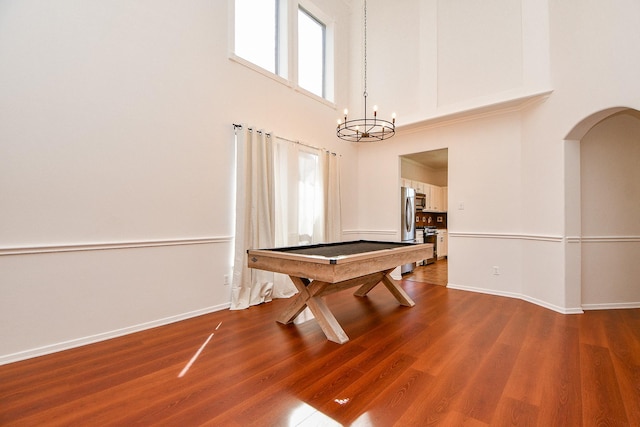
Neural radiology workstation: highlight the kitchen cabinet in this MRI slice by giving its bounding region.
[401,178,416,189]
[421,183,430,201]
[423,184,432,209]
[430,185,443,211]
[399,179,447,212]
[437,229,448,259]
[425,184,446,211]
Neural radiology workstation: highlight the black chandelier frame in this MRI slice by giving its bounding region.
[336,116,395,142]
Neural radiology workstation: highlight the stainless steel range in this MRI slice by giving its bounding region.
[421,226,437,265]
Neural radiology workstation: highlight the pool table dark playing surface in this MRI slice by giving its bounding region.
[247,240,434,343]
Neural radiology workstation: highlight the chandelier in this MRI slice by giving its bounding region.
[336,0,395,142]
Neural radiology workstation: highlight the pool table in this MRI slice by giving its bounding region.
[247,240,434,343]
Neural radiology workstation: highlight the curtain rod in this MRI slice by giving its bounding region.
[233,123,337,156]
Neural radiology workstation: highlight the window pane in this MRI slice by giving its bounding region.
[235,0,277,73]
[298,151,319,244]
[298,8,324,98]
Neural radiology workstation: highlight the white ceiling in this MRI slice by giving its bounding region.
[402,148,448,170]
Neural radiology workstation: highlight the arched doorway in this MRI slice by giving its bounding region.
[564,107,640,309]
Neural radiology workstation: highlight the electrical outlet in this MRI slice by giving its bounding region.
[458,201,465,210]
[224,274,230,286]
[492,266,500,275]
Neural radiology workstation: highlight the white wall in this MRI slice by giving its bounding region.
[436,0,523,107]
[0,0,358,363]
[353,0,550,125]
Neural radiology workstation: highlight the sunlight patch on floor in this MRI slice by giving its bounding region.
[289,402,341,426]
[178,322,222,378]
[288,400,374,426]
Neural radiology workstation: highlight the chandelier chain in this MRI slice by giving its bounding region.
[363,0,367,98]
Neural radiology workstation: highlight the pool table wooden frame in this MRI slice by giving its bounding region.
[247,241,434,344]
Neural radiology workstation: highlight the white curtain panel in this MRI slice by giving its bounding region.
[230,126,276,310]
[271,139,302,299]
[323,151,342,243]
[230,125,342,309]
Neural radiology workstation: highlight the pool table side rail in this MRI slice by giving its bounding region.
[247,243,434,283]
[255,240,413,258]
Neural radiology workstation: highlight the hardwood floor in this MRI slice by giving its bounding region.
[1,271,639,426]
[405,259,448,287]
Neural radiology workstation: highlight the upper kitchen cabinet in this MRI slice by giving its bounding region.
[429,185,443,211]
[426,184,448,212]
[433,186,448,212]
[400,180,447,213]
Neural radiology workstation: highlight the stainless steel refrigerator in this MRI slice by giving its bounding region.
[400,187,416,274]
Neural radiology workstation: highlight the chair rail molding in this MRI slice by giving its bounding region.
[0,236,234,256]
[448,231,563,243]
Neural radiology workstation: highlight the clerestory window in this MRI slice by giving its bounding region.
[232,0,333,103]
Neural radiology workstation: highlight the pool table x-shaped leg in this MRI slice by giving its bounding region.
[276,268,415,344]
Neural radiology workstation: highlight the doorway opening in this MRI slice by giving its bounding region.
[400,148,449,286]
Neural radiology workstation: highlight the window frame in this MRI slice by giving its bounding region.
[229,0,335,105]
[230,0,289,85]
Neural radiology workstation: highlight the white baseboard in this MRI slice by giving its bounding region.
[582,302,640,310]
[0,303,231,366]
[446,283,584,315]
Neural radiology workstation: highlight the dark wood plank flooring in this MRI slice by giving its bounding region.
[405,259,448,286]
[1,267,639,426]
